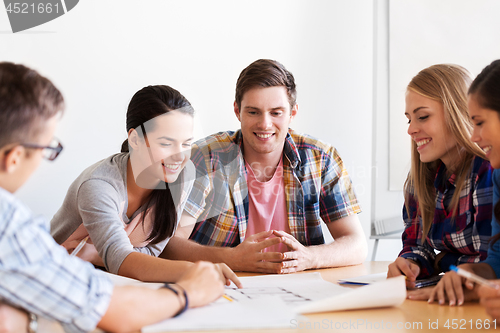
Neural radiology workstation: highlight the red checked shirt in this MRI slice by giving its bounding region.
[399,157,493,278]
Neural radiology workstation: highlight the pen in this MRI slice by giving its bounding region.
[450,265,499,289]
[70,236,89,257]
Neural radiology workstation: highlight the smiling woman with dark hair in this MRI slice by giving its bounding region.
[50,84,240,285]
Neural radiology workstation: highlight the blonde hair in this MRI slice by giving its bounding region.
[404,64,485,242]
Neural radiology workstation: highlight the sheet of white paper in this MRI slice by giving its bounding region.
[143,272,344,332]
[105,271,405,331]
[295,276,406,314]
[337,272,387,285]
[105,272,297,331]
[143,297,294,332]
[224,272,349,307]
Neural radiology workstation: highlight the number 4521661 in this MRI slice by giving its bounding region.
[443,319,496,330]
[6,3,60,14]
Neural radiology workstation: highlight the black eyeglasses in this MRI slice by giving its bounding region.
[21,139,63,161]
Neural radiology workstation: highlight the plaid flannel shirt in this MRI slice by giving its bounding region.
[0,187,113,333]
[184,129,361,247]
[400,156,493,278]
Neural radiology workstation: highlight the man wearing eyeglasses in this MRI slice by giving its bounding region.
[18,139,63,161]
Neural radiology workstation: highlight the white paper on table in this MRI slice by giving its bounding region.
[143,272,344,332]
[105,271,405,331]
[337,272,387,285]
[224,272,349,306]
[104,272,297,331]
[143,296,294,332]
[294,276,406,314]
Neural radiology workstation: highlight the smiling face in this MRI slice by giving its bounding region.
[129,110,193,187]
[234,86,297,163]
[405,90,460,168]
[469,94,500,168]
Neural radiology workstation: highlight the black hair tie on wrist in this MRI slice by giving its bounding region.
[162,283,189,317]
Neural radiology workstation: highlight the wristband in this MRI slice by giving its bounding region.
[28,313,37,333]
[162,283,188,317]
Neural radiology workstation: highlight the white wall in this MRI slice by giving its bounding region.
[388,0,500,190]
[1,0,378,255]
[374,0,500,260]
[370,0,404,261]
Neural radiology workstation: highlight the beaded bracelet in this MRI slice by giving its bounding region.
[162,283,189,317]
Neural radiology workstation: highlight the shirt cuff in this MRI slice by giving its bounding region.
[64,270,114,333]
[439,252,463,273]
[400,253,434,278]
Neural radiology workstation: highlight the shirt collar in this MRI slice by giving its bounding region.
[283,131,302,169]
[434,160,456,192]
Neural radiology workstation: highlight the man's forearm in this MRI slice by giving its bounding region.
[306,234,367,269]
[98,286,182,332]
[0,303,28,333]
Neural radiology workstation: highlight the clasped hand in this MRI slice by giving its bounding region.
[228,230,312,273]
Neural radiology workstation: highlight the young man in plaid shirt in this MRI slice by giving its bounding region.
[163,59,367,273]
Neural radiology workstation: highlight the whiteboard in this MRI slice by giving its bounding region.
[389,0,500,190]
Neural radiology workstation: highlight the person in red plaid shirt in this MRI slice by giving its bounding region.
[387,64,493,298]
[422,60,500,310]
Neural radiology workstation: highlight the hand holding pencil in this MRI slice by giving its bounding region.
[70,236,89,257]
[430,265,499,307]
[387,257,421,288]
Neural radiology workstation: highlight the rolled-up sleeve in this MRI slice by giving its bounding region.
[319,146,361,223]
[77,179,133,274]
[399,193,436,278]
[183,145,212,220]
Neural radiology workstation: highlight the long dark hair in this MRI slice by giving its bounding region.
[469,59,500,244]
[121,85,194,244]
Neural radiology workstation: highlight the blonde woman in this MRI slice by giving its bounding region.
[387,64,494,294]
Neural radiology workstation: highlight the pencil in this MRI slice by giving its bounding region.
[450,265,499,289]
[222,294,233,302]
[70,236,89,257]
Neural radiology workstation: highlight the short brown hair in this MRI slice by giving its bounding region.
[235,59,296,109]
[0,62,64,149]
